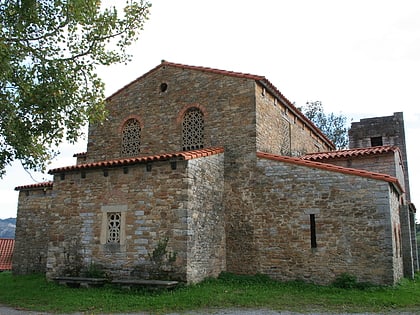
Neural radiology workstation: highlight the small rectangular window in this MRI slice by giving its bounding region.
[370,136,383,147]
[310,214,317,248]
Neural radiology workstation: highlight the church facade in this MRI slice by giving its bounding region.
[13,62,418,285]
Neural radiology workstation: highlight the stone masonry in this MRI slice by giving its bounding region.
[13,61,417,285]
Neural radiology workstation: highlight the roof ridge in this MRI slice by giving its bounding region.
[257,151,403,193]
[302,145,400,160]
[73,152,87,157]
[107,61,265,100]
[14,181,54,191]
[161,61,265,80]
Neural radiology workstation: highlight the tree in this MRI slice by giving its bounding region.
[299,101,349,150]
[0,0,151,176]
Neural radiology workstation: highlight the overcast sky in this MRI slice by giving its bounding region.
[1,0,419,221]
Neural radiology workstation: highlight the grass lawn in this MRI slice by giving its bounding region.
[0,272,419,314]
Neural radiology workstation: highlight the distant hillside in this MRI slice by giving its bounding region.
[0,218,16,239]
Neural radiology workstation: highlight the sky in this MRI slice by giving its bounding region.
[1,0,419,221]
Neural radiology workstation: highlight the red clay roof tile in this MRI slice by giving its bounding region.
[14,181,54,191]
[302,145,400,161]
[49,147,224,174]
[73,152,87,158]
[257,151,404,193]
[0,238,14,271]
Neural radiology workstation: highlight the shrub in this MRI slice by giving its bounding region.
[332,273,358,289]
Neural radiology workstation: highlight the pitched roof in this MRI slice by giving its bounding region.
[14,181,54,191]
[257,151,403,194]
[49,147,224,174]
[301,145,401,161]
[0,238,14,271]
[108,61,335,150]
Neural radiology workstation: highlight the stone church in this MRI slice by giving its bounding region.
[13,61,418,285]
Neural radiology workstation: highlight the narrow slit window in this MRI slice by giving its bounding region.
[310,214,317,248]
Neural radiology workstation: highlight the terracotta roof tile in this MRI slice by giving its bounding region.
[73,152,87,158]
[0,238,14,271]
[302,145,400,161]
[14,181,54,191]
[49,147,224,174]
[257,151,403,193]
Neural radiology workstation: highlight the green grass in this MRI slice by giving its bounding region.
[0,272,419,314]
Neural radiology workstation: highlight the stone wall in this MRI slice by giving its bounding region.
[44,153,225,283]
[252,156,403,285]
[317,151,406,193]
[186,153,225,283]
[86,65,257,164]
[13,187,52,274]
[255,84,332,156]
[45,160,190,280]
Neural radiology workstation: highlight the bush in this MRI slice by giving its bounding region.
[332,273,357,289]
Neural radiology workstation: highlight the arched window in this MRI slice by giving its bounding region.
[182,107,204,151]
[121,118,141,156]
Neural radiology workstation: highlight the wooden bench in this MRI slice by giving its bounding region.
[53,276,108,288]
[111,279,179,290]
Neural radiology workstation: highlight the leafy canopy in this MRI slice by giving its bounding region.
[0,0,151,176]
[300,101,349,150]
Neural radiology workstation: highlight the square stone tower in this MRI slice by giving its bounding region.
[349,112,418,277]
[349,112,410,200]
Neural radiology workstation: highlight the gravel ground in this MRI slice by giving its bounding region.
[0,306,418,315]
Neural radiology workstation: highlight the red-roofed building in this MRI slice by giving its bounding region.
[13,62,418,285]
[0,239,14,271]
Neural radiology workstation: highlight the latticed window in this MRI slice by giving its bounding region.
[121,119,141,156]
[107,212,121,243]
[182,108,204,151]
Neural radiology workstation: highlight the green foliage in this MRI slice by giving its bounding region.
[148,237,177,265]
[0,0,151,176]
[332,272,358,288]
[0,272,419,314]
[331,273,375,289]
[216,271,272,284]
[299,101,349,150]
[148,237,177,280]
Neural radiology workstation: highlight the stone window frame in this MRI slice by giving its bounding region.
[120,115,144,157]
[100,205,127,246]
